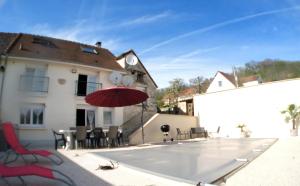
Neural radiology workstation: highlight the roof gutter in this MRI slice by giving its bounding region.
[7,56,127,74]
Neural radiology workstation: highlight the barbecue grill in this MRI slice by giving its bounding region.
[160,124,172,142]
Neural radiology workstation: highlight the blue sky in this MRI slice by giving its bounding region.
[1,0,300,88]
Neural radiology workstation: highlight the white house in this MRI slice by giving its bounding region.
[0,32,157,146]
[206,71,237,93]
[206,71,262,93]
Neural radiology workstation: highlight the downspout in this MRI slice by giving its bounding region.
[0,54,8,122]
[0,33,21,122]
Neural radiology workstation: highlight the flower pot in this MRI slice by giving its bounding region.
[290,129,298,136]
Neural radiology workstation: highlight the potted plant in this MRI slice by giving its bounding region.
[237,123,248,137]
[281,104,300,136]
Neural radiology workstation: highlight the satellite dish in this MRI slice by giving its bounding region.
[122,75,134,87]
[109,71,122,85]
[125,53,138,66]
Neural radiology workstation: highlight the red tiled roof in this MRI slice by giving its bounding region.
[239,75,260,83]
[0,33,18,54]
[218,71,237,86]
[179,88,197,97]
[2,32,125,72]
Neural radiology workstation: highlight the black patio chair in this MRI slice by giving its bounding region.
[106,126,119,147]
[86,129,95,148]
[75,126,87,149]
[176,128,188,140]
[52,130,66,150]
[94,128,107,147]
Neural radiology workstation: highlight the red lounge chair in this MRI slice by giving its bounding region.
[2,122,63,165]
[0,163,75,185]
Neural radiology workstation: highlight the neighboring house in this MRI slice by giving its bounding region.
[160,88,196,116]
[240,75,262,87]
[177,88,197,116]
[206,71,262,93]
[0,32,157,145]
[206,71,237,93]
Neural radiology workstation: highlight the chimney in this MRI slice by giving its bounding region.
[95,41,102,48]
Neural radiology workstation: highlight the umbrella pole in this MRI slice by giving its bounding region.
[141,102,145,144]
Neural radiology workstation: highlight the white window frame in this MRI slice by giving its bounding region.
[76,105,97,128]
[103,108,114,126]
[86,75,98,95]
[19,103,45,128]
[21,65,48,94]
[86,109,96,128]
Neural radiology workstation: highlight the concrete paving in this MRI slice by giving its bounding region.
[226,137,300,186]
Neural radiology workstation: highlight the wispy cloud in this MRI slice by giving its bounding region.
[0,0,6,8]
[141,6,300,54]
[121,11,171,26]
[157,46,222,69]
[27,21,123,52]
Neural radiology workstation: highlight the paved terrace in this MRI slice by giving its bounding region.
[1,137,300,186]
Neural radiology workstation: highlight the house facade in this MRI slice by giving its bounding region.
[0,32,157,146]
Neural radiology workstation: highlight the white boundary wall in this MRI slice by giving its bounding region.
[194,78,300,138]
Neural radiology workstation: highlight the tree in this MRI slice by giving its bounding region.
[168,78,186,108]
[154,89,166,108]
[189,76,204,93]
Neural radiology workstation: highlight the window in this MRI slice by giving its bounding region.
[76,74,100,96]
[136,71,145,83]
[80,46,98,54]
[87,76,97,94]
[20,67,49,92]
[218,81,222,87]
[20,104,45,126]
[103,110,113,125]
[76,108,95,128]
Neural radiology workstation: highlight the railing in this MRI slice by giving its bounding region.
[75,81,102,96]
[19,75,49,93]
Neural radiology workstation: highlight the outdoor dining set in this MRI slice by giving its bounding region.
[53,126,124,150]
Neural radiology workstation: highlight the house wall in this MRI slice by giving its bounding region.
[206,73,236,93]
[0,57,123,145]
[178,101,187,114]
[129,114,198,145]
[194,78,300,138]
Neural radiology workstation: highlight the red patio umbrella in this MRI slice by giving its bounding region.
[85,87,148,107]
[85,87,149,144]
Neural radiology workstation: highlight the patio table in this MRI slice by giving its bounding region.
[59,129,92,150]
[59,128,123,149]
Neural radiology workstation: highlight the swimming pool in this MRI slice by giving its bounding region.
[92,138,276,185]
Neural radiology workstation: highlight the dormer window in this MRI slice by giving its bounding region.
[81,46,98,54]
[32,37,56,48]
